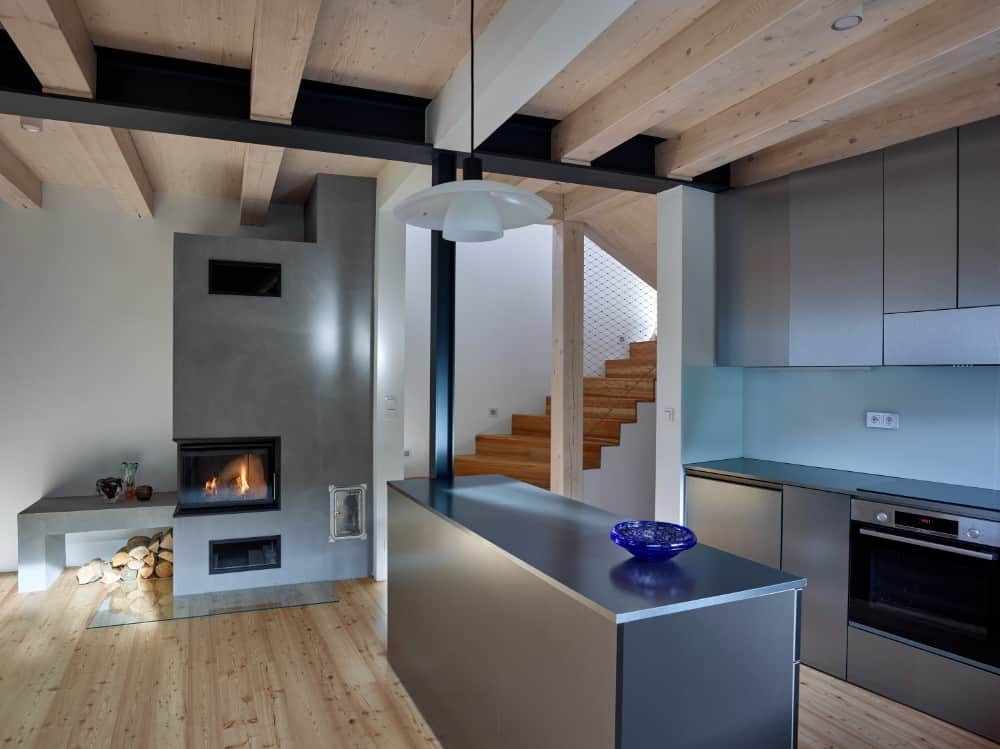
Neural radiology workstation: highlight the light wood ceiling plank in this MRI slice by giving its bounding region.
[581,194,657,288]
[0,115,103,187]
[659,0,1000,179]
[0,0,95,96]
[0,136,42,208]
[272,149,385,204]
[550,0,862,164]
[303,0,505,98]
[732,57,1000,186]
[78,0,255,69]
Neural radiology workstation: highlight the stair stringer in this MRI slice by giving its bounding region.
[582,401,656,519]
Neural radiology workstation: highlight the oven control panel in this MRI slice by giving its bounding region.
[852,497,1000,548]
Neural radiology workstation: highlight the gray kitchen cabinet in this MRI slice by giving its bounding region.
[883,130,958,313]
[959,118,1000,308]
[716,178,790,367]
[788,152,884,366]
[684,476,782,568]
[884,306,1000,365]
[781,486,850,679]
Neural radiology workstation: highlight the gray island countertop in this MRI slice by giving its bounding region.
[389,475,804,623]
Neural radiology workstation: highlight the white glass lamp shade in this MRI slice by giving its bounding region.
[393,179,553,242]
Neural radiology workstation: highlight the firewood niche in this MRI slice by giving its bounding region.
[75,528,174,586]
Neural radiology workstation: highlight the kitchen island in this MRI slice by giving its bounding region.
[388,475,805,749]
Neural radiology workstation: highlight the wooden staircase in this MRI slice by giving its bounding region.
[454,340,656,489]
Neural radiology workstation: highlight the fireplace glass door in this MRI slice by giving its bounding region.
[176,437,279,512]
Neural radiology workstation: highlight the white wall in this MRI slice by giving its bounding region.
[0,184,303,571]
[404,224,553,474]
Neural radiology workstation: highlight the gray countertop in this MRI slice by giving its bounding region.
[389,475,804,624]
[685,458,1000,513]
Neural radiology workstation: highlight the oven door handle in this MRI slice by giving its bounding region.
[859,528,999,560]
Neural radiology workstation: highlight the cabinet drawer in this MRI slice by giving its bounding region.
[684,476,781,568]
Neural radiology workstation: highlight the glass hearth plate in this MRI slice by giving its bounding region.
[87,578,338,629]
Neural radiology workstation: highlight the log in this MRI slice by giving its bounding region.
[101,569,122,586]
[154,561,173,579]
[128,545,149,560]
[126,536,152,551]
[157,550,173,563]
[143,552,155,567]
[76,559,103,585]
[149,539,160,554]
[119,567,138,581]
[159,531,173,551]
[111,551,132,568]
[126,557,144,571]
[138,565,154,579]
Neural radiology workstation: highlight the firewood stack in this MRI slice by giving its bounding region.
[75,528,174,586]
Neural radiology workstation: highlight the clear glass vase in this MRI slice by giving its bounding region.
[121,462,139,500]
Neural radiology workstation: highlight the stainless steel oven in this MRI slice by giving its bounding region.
[849,496,1000,670]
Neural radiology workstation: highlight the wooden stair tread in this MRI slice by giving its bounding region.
[454,454,551,489]
[476,433,602,469]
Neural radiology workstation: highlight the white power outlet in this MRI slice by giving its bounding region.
[866,411,900,430]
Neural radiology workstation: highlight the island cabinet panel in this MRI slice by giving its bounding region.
[781,486,850,679]
[716,178,790,367]
[959,117,1000,308]
[788,152,883,366]
[619,590,800,749]
[684,476,782,568]
[883,130,958,313]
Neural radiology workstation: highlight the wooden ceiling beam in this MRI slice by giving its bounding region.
[0,136,42,208]
[240,0,322,225]
[731,63,1000,186]
[550,0,827,164]
[658,0,1000,179]
[0,0,154,216]
[427,0,634,151]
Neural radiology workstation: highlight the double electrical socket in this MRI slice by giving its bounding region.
[866,411,900,430]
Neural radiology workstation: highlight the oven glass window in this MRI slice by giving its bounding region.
[849,523,1000,669]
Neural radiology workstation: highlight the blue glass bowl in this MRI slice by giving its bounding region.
[610,520,698,561]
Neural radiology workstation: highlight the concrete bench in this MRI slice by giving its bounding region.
[18,493,177,592]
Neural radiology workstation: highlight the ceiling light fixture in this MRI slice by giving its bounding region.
[831,4,863,31]
[394,0,551,242]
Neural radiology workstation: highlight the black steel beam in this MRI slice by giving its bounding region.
[0,32,727,193]
[429,151,457,479]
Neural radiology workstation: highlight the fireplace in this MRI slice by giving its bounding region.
[175,437,280,514]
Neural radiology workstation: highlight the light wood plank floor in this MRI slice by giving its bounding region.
[0,571,995,748]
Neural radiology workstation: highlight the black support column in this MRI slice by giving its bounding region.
[429,150,457,479]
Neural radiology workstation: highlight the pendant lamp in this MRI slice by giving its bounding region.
[393,1,552,242]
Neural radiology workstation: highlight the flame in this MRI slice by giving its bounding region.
[238,463,250,495]
[205,476,218,495]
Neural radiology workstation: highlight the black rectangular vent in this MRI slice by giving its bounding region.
[209,535,280,574]
[209,259,281,297]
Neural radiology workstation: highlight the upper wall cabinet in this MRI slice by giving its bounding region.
[717,153,883,367]
[716,179,790,367]
[788,153,883,366]
[959,118,1000,308]
[883,130,958,313]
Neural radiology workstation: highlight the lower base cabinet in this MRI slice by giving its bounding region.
[684,475,850,678]
[781,486,850,679]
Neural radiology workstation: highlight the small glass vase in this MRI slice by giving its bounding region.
[121,462,139,500]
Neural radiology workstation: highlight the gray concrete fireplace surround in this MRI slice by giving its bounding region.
[172,175,375,595]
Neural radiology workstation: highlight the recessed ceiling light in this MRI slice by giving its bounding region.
[19,116,43,133]
[832,5,863,31]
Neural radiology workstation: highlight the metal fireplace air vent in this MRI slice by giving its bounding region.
[209,259,281,297]
[330,484,367,542]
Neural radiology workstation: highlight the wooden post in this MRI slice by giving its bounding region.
[550,221,585,497]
